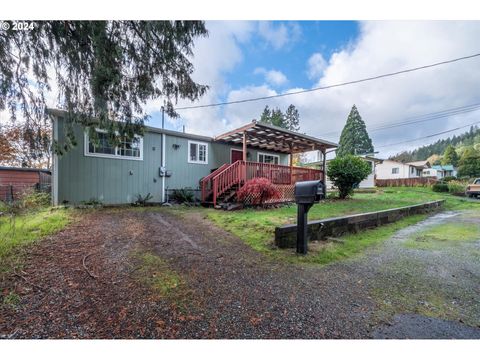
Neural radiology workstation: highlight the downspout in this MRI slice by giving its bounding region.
[161,132,166,203]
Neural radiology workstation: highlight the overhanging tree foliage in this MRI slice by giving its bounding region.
[337,105,374,157]
[0,21,208,154]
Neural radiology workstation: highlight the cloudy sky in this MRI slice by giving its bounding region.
[145,20,480,159]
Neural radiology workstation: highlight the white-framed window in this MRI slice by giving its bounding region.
[188,140,208,164]
[392,167,399,174]
[258,152,280,165]
[84,129,143,160]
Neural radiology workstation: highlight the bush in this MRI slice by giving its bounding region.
[327,155,371,199]
[21,191,51,208]
[133,193,153,206]
[447,180,467,195]
[442,176,457,182]
[236,178,280,206]
[432,182,449,192]
[171,188,195,203]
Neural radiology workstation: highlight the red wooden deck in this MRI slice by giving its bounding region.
[200,160,323,206]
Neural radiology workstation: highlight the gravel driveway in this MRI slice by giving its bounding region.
[1,207,479,339]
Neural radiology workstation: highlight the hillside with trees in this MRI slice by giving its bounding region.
[390,125,480,177]
[390,125,480,163]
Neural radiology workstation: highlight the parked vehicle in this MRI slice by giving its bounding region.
[465,178,480,198]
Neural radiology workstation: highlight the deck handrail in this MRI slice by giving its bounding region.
[210,160,323,206]
[200,163,230,202]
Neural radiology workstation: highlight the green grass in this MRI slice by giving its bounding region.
[0,207,72,269]
[204,187,478,264]
[404,221,480,250]
[132,251,185,298]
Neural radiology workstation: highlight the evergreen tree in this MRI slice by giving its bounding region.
[284,104,300,132]
[260,106,271,124]
[442,145,459,167]
[337,105,374,157]
[458,147,480,177]
[0,21,208,154]
[270,108,286,128]
[259,104,300,131]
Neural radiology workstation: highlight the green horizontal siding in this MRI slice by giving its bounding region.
[55,118,290,205]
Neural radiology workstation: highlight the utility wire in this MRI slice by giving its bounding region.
[174,52,480,111]
[376,120,480,149]
[319,102,480,137]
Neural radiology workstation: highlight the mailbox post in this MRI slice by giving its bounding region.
[294,180,325,255]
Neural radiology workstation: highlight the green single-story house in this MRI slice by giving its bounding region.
[48,109,337,206]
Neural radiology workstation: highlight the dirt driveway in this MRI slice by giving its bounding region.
[1,207,479,339]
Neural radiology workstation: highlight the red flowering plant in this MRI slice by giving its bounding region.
[236,177,280,206]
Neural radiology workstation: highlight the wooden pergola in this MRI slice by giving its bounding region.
[214,120,338,180]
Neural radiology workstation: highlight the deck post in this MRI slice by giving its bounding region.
[242,131,247,183]
[321,148,326,196]
[289,147,293,185]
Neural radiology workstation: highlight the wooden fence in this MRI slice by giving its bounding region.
[375,177,437,187]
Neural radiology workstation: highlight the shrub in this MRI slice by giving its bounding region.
[442,176,457,182]
[327,155,371,199]
[21,190,51,209]
[447,180,467,195]
[236,178,280,206]
[133,193,153,206]
[432,182,449,192]
[171,188,195,203]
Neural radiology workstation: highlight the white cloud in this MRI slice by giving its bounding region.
[212,21,480,159]
[307,53,328,80]
[254,67,288,86]
[257,21,301,50]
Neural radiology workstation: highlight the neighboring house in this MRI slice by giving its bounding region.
[0,166,51,202]
[375,160,430,180]
[307,155,382,189]
[423,164,457,179]
[48,109,337,206]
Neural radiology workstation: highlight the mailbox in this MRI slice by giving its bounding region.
[294,180,325,255]
[294,180,325,204]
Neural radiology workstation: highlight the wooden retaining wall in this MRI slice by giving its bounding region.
[274,200,445,248]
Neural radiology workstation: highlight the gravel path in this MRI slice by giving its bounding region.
[1,207,479,339]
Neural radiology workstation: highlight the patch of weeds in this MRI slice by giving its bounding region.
[2,291,20,308]
[404,222,480,250]
[132,251,189,308]
[0,207,73,274]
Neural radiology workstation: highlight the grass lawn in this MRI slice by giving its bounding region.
[203,187,478,265]
[0,207,73,273]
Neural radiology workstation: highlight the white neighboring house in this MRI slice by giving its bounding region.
[375,160,430,179]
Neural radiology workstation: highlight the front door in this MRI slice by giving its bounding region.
[231,149,243,163]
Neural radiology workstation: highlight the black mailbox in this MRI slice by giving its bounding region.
[294,180,325,255]
[294,180,325,204]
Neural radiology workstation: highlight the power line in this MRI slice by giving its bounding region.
[376,121,480,149]
[319,101,480,137]
[175,52,480,111]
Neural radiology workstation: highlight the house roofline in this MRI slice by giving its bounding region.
[0,166,51,174]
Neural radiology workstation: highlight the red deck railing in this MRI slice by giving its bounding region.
[200,163,230,202]
[203,160,323,206]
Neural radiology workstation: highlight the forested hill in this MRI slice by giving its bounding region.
[390,125,480,162]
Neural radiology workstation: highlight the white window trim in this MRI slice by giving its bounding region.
[84,128,144,161]
[188,140,209,165]
[257,152,280,164]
